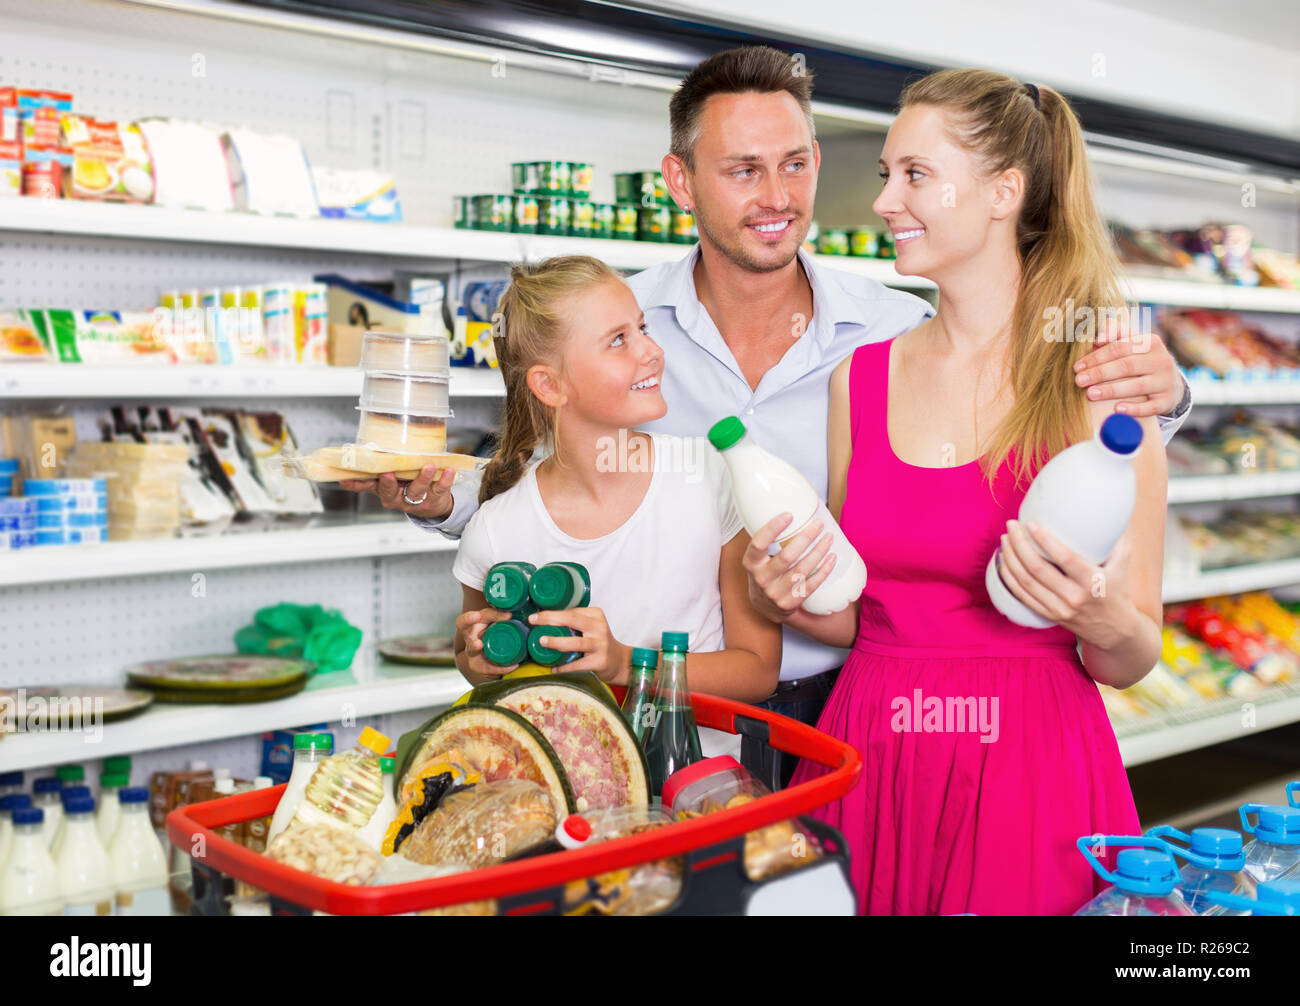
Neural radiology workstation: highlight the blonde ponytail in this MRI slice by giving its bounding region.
[900,70,1125,487]
[479,256,624,504]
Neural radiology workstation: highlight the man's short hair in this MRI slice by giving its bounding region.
[669,45,816,169]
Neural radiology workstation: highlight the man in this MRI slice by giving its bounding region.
[345,46,1191,791]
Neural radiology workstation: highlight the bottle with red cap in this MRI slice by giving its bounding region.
[505,813,593,860]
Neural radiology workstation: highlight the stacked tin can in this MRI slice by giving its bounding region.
[353,331,454,457]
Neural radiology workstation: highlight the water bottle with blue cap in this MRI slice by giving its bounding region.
[1239,802,1300,883]
[1145,825,1257,915]
[1073,835,1196,915]
[1203,878,1300,917]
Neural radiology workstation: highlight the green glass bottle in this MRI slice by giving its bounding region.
[620,647,659,745]
[643,632,702,795]
[527,624,579,666]
[528,561,591,610]
[481,618,530,666]
[484,561,537,614]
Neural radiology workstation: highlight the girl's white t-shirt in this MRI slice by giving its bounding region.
[454,432,744,656]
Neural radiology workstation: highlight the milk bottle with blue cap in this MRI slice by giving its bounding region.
[987,413,1144,629]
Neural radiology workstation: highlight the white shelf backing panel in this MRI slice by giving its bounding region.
[378,548,464,642]
[0,660,465,773]
[1118,691,1300,767]
[0,556,380,687]
[0,228,488,312]
[0,520,455,587]
[0,0,680,233]
[0,363,505,399]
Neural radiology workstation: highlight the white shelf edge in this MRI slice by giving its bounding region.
[0,364,504,400]
[1118,691,1300,767]
[0,662,465,773]
[1184,379,1300,406]
[1167,471,1300,504]
[0,519,456,587]
[8,200,1300,313]
[1163,559,1300,603]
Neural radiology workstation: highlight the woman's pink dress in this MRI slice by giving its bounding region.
[790,337,1140,916]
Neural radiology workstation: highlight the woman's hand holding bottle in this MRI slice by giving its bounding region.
[996,518,1143,650]
[527,608,630,684]
[455,607,518,678]
[741,513,836,623]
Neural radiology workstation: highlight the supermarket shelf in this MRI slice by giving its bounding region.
[1185,378,1300,406]
[0,517,456,587]
[1167,471,1300,503]
[0,659,465,773]
[1123,275,1300,313]
[1163,560,1300,603]
[0,363,504,399]
[0,195,937,287]
[1117,690,1300,767]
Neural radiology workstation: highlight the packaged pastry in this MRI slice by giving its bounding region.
[0,140,19,197]
[311,166,401,222]
[397,779,556,870]
[137,118,233,211]
[664,755,821,882]
[355,408,450,455]
[0,311,50,362]
[59,114,154,202]
[222,128,319,218]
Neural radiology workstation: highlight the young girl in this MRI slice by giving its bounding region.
[744,70,1167,915]
[453,256,781,727]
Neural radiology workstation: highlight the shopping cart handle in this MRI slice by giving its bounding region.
[733,714,769,743]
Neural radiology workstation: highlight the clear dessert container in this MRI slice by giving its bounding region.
[359,331,450,373]
[355,408,452,455]
[358,371,451,415]
[662,755,822,882]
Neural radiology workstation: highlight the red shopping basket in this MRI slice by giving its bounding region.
[167,690,862,915]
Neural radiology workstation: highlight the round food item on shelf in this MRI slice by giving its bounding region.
[264,823,384,885]
[378,634,456,666]
[124,655,313,691]
[7,685,154,724]
[355,410,448,455]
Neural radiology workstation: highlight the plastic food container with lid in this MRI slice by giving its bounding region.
[358,371,450,415]
[355,408,452,456]
[358,330,450,373]
[663,755,822,882]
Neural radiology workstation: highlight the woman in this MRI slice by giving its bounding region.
[743,69,1166,916]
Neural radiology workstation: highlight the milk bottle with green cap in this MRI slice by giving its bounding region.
[267,732,334,843]
[97,772,129,846]
[708,417,866,615]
